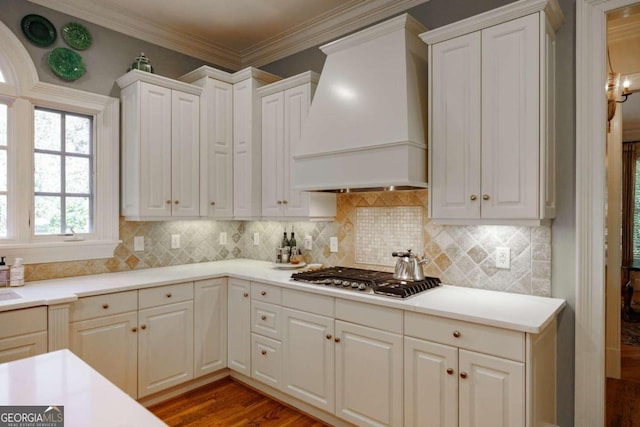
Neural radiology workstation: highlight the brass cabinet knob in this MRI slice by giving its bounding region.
[243,292,249,298]
[261,315,267,321]
[210,201,215,206]
[446,368,454,375]
[261,350,267,356]
[261,291,266,296]
[131,327,137,333]
[277,200,282,204]
[102,303,109,309]
[453,331,461,338]
[166,200,171,205]
[166,293,172,298]
[335,337,341,343]
[283,200,288,204]
[460,372,468,379]
[470,195,477,201]
[482,194,490,200]
[141,325,147,330]
[174,200,179,205]
[326,334,332,340]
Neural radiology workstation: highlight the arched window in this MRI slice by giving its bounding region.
[0,21,119,263]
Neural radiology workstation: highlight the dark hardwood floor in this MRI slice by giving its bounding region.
[148,377,329,427]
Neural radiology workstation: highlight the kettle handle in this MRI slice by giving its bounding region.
[392,249,413,258]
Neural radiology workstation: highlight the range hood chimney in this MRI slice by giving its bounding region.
[294,14,428,193]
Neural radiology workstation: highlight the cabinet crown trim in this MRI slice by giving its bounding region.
[180,66,281,86]
[419,0,564,45]
[257,71,320,97]
[116,69,203,95]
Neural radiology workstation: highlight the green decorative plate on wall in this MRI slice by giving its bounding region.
[61,22,92,50]
[21,14,56,47]
[48,47,86,81]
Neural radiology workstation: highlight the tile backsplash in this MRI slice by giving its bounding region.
[22,190,551,296]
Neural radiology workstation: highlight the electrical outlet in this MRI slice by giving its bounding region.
[171,234,180,249]
[134,236,144,252]
[253,232,260,246]
[330,236,338,253]
[219,232,227,245]
[303,235,312,251]
[496,247,511,269]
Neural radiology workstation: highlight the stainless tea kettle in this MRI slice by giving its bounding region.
[392,249,430,281]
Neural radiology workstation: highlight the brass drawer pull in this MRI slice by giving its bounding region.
[470,195,477,201]
[326,334,332,340]
[453,331,461,338]
[141,325,147,330]
[460,372,468,379]
[166,293,172,298]
[261,350,267,356]
[261,315,267,321]
[166,200,171,205]
[482,194,490,200]
[210,201,215,206]
[334,337,341,343]
[131,327,137,332]
[102,304,109,309]
[243,292,249,298]
[446,368,454,375]
[261,291,266,296]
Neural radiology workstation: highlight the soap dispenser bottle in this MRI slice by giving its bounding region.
[0,257,7,287]
[9,257,24,287]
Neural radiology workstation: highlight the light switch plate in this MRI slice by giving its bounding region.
[134,236,144,252]
[171,234,180,249]
[219,232,227,245]
[303,235,312,251]
[253,232,260,246]
[496,247,510,269]
[330,237,338,253]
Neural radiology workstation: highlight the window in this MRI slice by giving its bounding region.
[33,108,93,236]
[0,18,120,263]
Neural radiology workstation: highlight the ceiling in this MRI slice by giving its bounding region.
[27,0,428,70]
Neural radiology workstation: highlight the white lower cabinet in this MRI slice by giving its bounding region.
[251,333,282,389]
[335,320,403,427]
[282,307,335,413]
[228,278,251,375]
[69,291,138,398]
[138,286,194,398]
[404,312,530,427]
[194,278,228,377]
[0,307,47,364]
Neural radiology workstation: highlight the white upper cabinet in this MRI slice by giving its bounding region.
[258,72,336,219]
[117,71,202,220]
[422,0,563,225]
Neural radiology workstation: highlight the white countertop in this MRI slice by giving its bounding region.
[0,349,166,427]
[0,259,565,333]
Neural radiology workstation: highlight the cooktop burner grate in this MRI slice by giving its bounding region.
[291,266,440,298]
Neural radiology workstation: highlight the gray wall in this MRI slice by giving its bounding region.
[2,0,577,424]
[263,1,577,423]
[0,0,221,98]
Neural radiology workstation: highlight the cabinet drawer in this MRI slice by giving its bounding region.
[251,333,282,390]
[335,299,402,334]
[139,282,193,309]
[251,301,282,340]
[405,312,525,361]
[282,289,333,317]
[70,291,138,322]
[0,307,47,339]
[251,282,282,305]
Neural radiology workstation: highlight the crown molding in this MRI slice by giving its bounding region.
[28,0,429,71]
[256,71,320,97]
[240,0,429,68]
[27,0,242,70]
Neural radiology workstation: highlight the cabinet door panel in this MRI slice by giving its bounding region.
[459,350,525,427]
[251,333,282,389]
[202,80,233,217]
[0,332,47,364]
[481,14,539,219]
[138,301,194,398]
[70,312,138,398]
[283,85,310,217]
[431,32,481,219]
[194,278,227,377]
[282,308,335,413]
[171,90,200,216]
[261,92,285,217]
[140,82,172,217]
[404,337,458,427]
[228,278,251,375]
[335,321,403,427]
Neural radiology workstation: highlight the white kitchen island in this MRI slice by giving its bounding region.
[0,349,166,427]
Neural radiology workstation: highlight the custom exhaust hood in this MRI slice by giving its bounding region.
[293,14,428,193]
